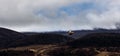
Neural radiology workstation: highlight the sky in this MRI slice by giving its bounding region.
[0,0,120,32]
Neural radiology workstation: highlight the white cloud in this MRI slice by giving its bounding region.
[86,0,120,29]
[0,0,120,32]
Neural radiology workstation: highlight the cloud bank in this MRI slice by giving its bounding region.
[0,0,120,32]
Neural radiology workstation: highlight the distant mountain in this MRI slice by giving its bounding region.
[23,29,120,39]
[67,33,120,47]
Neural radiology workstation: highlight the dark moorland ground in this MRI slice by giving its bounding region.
[0,27,120,56]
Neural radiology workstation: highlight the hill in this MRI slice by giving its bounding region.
[67,33,120,47]
[1,28,120,56]
[0,27,73,48]
[8,33,73,47]
[0,27,27,48]
[23,29,120,39]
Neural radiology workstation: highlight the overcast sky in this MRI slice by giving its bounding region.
[0,0,120,32]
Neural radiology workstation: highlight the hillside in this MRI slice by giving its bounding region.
[67,33,120,47]
[0,28,120,56]
[0,27,73,48]
[8,33,73,47]
[0,27,27,48]
[0,27,120,48]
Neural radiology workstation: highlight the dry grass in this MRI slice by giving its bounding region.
[1,45,120,56]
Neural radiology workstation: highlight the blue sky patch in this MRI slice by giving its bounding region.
[35,2,102,18]
[59,2,96,16]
